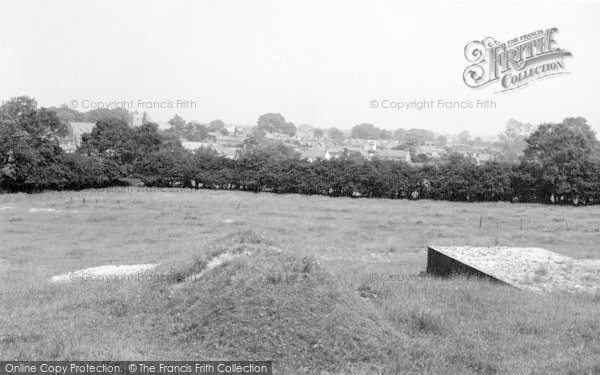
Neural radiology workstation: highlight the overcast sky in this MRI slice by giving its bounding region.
[2,0,599,136]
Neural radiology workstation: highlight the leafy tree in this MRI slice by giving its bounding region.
[79,119,172,177]
[521,117,599,202]
[458,130,471,144]
[327,127,344,143]
[132,122,163,156]
[0,96,67,189]
[184,122,210,141]
[350,123,389,140]
[49,104,85,122]
[209,119,228,135]
[498,119,535,162]
[134,147,192,186]
[394,128,406,142]
[79,118,135,164]
[168,114,186,133]
[313,128,324,138]
[404,128,435,145]
[0,96,38,120]
[297,124,314,134]
[61,153,122,189]
[413,153,429,163]
[257,113,284,133]
[85,108,132,126]
[523,117,598,166]
[243,127,267,149]
[164,115,211,141]
[437,135,447,146]
[141,111,152,125]
[500,119,534,144]
[279,121,297,137]
[160,132,184,152]
[257,113,296,136]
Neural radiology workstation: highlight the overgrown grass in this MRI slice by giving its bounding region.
[1,189,600,374]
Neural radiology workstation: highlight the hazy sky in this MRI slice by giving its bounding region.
[2,0,599,136]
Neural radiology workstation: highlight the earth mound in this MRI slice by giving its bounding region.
[160,231,401,373]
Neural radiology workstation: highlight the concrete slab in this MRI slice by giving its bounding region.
[427,246,600,293]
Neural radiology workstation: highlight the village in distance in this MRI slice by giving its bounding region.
[59,105,529,167]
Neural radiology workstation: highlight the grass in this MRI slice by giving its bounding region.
[1,188,600,374]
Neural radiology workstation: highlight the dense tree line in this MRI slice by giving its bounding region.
[50,104,133,125]
[163,115,230,142]
[2,97,599,205]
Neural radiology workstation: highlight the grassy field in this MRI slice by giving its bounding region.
[1,188,600,374]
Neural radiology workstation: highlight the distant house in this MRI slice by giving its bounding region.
[347,138,381,149]
[265,132,293,142]
[156,121,171,131]
[474,150,501,165]
[301,145,376,162]
[320,140,339,148]
[417,145,447,158]
[60,121,96,152]
[348,138,367,146]
[182,141,213,151]
[325,146,347,160]
[181,141,240,159]
[475,153,493,165]
[130,113,144,127]
[381,140,400,149]
[214,145,240,159]
[69,122,96,145]
[295,136,319,147]
[376,149,411,163]
[231,126,249,136]
[453,150,477,159]
[300,148,325,162]
[216,135,243,147]
[363,141,378,151]
[296,126,314,138]
[59,143,77,153]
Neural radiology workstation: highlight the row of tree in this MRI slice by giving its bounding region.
[50,104,133,125]
[163,115,231,142]
[1,96,599,205]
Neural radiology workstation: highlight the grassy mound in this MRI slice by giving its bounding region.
[159,231,401,373]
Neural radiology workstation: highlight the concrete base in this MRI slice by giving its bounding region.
[427,247,507,284]
[427,246,600,293]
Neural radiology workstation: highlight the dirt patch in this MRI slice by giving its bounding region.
[178,250,252,285]
[27,208,80,214]
[29,208,60,213]
[429,246,600,293]
[50,264,157,283]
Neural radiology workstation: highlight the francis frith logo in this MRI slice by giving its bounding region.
[463,28,572,92]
